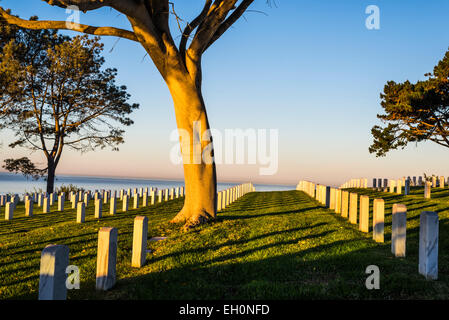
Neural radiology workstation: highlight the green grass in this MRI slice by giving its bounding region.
[1,188,449,300]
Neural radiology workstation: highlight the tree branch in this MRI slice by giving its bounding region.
[147,0,170,35]
[179,0,212,63]
[0,7,138,42]
[204,0,254,51]
[44,0,113,12]
[43,0,137,14]
[189,0,238,57]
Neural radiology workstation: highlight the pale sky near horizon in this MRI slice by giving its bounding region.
[1,0,449,187]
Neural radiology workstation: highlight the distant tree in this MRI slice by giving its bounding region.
[423,173,438,182]
[0,19,139,193]
[369,49,449,157]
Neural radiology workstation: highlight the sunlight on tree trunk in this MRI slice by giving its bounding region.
[167,75,217,229]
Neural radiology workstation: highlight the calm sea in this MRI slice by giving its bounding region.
[0,172,294,195]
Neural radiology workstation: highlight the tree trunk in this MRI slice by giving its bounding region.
[46,159,56,194]
[166,73,217,230]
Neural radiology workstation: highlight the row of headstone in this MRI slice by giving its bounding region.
[39,215,150,300]
[422,175,448,188]
[0,191,68,219]
[339,178,368,189]
[371,175,448,191]
[216,183,255,211]
[0,194,18,206]
[2,194,54,220]
[339,175,448,193]
[0,186,181,209]
[372,177,419,189]
[0,194,19,213]
[296,181,316,198]
[2,185,186,221]
[0,193,46,206]
[297,180,439,280]
[2,192,70,220]
[74,186,186,223]
[371,177,439,199]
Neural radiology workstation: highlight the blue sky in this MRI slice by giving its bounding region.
[1,0,449,186]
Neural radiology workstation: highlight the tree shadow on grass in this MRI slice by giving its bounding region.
[5,190,449,300]
[218,207,324,221]
[148,223,329,265]
[72,234,448,300]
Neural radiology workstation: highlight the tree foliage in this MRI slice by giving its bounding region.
[370,48,449,157]
[0,16,139,192]
[3,157,46,180]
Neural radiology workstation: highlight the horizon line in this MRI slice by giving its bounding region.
[0,171,296,187]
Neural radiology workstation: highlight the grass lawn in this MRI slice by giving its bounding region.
[1,188,449,300]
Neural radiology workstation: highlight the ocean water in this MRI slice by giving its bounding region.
[0,172,294,195]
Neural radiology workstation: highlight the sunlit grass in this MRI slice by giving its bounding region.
[1,189,449,299]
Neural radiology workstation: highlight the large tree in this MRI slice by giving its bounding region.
[0,0,261,229]
[369,48,449,157]
[0,19,139,193]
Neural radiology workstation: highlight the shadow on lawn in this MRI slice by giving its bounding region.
[148,222,330,265]
[82,236,448,300]
[219,207,323,221]
[5,190,449,300]
[111,190,449,300]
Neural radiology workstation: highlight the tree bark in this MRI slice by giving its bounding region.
[46,159,56,194]
[166,73,217,229]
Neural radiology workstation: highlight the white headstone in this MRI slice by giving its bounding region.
[58,194,65,212]
[392,204,407,257]
[110,197,117,215]
[5,202,14,220]
[131,216,148,268]
[77,202,85,223]
[96,227,118,291]
[25,199,34,217]
[419,211,439,280]
[373,199,384,243]
[38,244,69,300]
[133,194,139,209]
[95,199,103,219]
